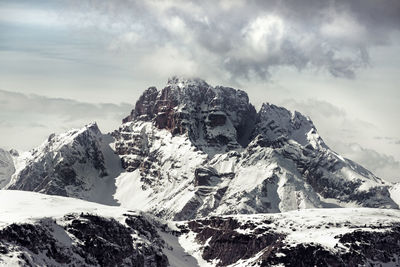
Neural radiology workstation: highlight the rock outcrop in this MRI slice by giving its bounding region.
[118,77,257,158]
[0,213,168,267]
[178,209,400,266]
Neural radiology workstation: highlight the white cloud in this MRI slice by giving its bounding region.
[0,90,132,150]
[242,15,286,56]
[0,6,63,27]
[108,32,140,51]
[57,0,400,80]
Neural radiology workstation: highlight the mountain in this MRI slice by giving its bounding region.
[1,190,400,266]
[112,77,398,219]
[5,123,122,205]
[2,77,398,221]
[1,77,400,266]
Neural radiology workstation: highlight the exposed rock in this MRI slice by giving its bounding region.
[8,149,19,157]
[120,76,258,157]
[194,166,219,186]
[178,213,400,267]
[0,213,168,267]
[66,213,168,267]
[0,219,73,265]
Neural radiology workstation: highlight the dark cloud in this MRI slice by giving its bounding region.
[66,0,400,80]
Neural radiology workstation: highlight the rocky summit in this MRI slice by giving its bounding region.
[120,77,257,155]
[1,77,400,266]
[111,77,398,220]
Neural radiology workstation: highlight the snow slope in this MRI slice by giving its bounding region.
[1,190,400,266]
[111,119,397,220]
[0,190,127,228]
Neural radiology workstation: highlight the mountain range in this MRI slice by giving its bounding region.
[1,77,399,266]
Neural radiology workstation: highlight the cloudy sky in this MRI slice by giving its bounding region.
[0,0,399,182]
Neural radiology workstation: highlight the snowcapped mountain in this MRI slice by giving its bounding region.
[111,77,398,219]
[5,123,122,205]
[1,77,400,266]
[2,77,398,222]
[1,190,400,266]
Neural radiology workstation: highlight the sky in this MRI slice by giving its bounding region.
[0,0,399,182]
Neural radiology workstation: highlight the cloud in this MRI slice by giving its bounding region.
[0,90,131,122]
[62,0,400,80]
[374,136,400,146]
[0,90,132,150]
[280,99,347,118]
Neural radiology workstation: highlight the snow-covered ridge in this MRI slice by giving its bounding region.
[255,102,326,149]
[5,123,122,205]
[1,190,400,267]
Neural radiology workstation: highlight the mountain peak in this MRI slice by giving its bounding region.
[256,102,323,148]
[123,78,324,152]
[166,76,210,89]
[6,123,120,203]
[111,78,398,219]
[121,77,256,155]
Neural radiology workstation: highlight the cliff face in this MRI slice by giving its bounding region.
[121,77,257,156]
